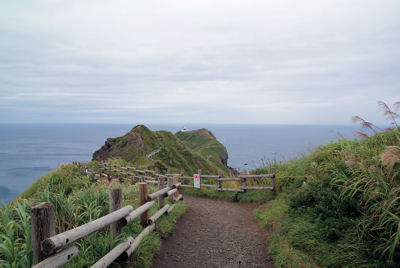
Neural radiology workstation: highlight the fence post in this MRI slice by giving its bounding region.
[31,202,55,264]
[167,176,173,202]
[271,168,276,194]
[217,170,222,190]
[180,169,184,185]
[99,170,103,183]
[139,183,148,226]
[158,174,165,208]
[173,176,180,198]
[109,188,123,238]
[241,170,247,190]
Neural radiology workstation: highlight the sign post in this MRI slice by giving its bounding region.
[193,174,200,189]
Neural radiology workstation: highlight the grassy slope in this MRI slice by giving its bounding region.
[182,128,400,267]
[1,164,186,267]
[95,125,231,176]
[255,128,400,267]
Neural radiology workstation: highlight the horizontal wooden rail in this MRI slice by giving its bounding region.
[120,224,155,260]
[147,204,170,225]
[216,188,245,193]
[238,174,274,178]
[216,178,242,181]
[42,206,133,255]
[32,246,78,268]
[91,237,134,268]
[241,186,274,190]
[122,201,155,226]
[175,194,183,202]
[166,188,178,197]
[146,187,171,201]
[200,175,220,178]
[145,180,159,184]
[167,204,176,213]
[179,184,194,188]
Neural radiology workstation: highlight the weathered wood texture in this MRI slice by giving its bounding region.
[31,202,55,264]
[216,178,242,181]
[91,237,134,268]
[167,204,176,214]
[174,194,183,202]
[158,175,165,208]
[216,188,245,193]
[120,224,155,260]
[109,188,123,238]
[147,187,171,201]
[42,206,133,255]
[147,204,170,225]
[238,174,274,178]
[122,201,155,226]
[166,188,178,197]
[139,183,148,227]
[32,246,78,268]
[167,176,173,202]
[240,186,273,190]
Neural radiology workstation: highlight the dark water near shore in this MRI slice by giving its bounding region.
[0,124,358,203]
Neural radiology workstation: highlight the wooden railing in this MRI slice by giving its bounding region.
[179,169,276,193]
[30,169,183,268]
[79,162,276,194]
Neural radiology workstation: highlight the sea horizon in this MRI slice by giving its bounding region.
[0,123,361,203]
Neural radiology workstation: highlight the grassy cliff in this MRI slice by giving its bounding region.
[93,125,231,176]
[255,128,400,267]
[0,164,186,267]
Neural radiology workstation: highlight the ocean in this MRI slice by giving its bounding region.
[0,124,358,203]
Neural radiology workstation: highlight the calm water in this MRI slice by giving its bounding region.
[0,124,358,203]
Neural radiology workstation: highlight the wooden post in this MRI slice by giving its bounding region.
[139,183,148,226]
[167,176,173,202]
[99,170,103,183]
[107,174,111,183]
[173,177,180,198]
[180,169,184,185]
[109,188,123,238]
[157,175,165,208]
[217,170,222,190]
[31,202,55,264]
[242,170,247,190]
[271,168,276,194]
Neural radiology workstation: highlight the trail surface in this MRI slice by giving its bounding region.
[152,195,274,268]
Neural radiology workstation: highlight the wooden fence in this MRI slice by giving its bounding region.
[30,168,183,268]
[179,169,276,193]
[79,162,276,194]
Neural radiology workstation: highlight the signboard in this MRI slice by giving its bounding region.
[193,174,201,189]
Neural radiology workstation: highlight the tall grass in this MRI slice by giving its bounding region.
[0,164,186,267]
[253,126,400,266]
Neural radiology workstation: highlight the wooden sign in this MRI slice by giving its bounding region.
[193,174,200,189]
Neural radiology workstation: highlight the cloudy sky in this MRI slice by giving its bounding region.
[0,0,399,125]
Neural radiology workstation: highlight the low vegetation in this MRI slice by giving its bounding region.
[92,125,231,176]
[0,164,186,267]
[184,102,400,267]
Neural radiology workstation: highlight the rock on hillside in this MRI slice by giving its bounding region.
[92,125,231,175]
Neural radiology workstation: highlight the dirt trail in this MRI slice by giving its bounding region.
[151,195,274,268]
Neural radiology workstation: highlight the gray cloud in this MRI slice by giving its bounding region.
[0,0,400,124]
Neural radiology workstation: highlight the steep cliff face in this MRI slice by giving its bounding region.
[92,125,231,175]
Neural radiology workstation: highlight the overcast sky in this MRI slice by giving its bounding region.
[0,0,399,125]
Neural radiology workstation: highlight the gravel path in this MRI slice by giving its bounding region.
[151,195,274,268]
